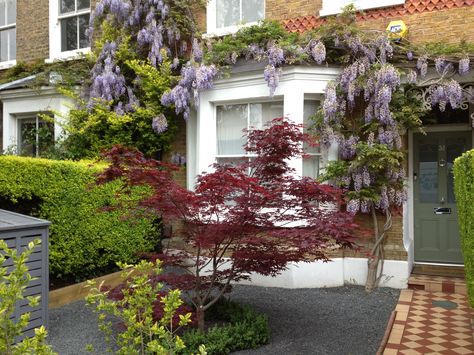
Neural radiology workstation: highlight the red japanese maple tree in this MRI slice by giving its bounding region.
[98,117,358,330]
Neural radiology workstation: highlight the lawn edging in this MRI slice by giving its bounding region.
[49,270,127,309]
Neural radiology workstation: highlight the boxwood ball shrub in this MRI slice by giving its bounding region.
[453,150,474,307]
[0,156,158,281]
[182,298,269,355]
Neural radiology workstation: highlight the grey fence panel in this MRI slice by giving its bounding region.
[0,209,51,340]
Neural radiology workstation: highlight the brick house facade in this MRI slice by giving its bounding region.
[0,0,472,288]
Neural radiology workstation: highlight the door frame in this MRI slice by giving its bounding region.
[407,123,473,269]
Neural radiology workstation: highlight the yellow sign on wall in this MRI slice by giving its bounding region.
[387,20,408,41]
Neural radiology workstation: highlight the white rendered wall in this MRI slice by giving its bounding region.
[238,258,409,289]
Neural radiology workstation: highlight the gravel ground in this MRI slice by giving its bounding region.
[48,285,399,355]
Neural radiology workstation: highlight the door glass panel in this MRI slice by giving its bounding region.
[419,143,438,203]
[446,137,468,203]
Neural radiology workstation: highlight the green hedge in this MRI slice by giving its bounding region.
[0,156,158,281]
[453,150,474,307]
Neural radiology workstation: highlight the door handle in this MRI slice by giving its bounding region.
[434,207,451,215]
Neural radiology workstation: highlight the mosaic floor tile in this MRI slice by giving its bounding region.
[383,279,474,355]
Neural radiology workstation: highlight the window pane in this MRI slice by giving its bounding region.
[249,102,283,130]
[0,29,8,61]
[0,1,5,27]
[304,100,319,154]
[37,118,55,157]
[60,0,75,14]
[217,104,247,155]
[303,156,320,179]
[19,118,36,157]
[216,0,239,28]
[6,0,14,24]
[77,0,90,10]
[61,17,77,51]
[242,0,264,23]
[78,14,89,48]
[8,27,14,60]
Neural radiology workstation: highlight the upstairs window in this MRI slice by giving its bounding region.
[59,0,90,52]
[320,0,405,17]
[0,0,16,62]
[207,0,264,36]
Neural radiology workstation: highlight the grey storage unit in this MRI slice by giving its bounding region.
[0,209,51,337]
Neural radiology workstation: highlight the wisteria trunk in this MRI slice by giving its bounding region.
[365,205,392,293]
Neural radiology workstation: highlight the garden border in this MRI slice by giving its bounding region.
[49,270,129,309]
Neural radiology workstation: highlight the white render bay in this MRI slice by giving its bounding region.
[186,63,410,289]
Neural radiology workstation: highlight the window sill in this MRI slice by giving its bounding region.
[204,21,261,38]
[45,47,91,63]
[319,0,405,17]
[0,60,17,70]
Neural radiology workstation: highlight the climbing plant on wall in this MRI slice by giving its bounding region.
[82,3,473,290]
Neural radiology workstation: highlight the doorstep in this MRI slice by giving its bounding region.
[381,275,474,355]
[408,274,467,295]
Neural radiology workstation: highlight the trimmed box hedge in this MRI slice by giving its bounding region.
[0,156,158,281]
[453,150,474,306]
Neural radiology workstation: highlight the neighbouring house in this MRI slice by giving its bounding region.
[1,0,473,289]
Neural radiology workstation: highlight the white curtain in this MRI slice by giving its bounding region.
[217,104,247,155]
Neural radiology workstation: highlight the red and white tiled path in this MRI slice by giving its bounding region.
[383,289,474,354]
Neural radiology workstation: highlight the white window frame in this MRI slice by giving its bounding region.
[319,0,405,17]
[16,113,54,158]
[48,0,91,62]
[0,0,16,69]
[205,0,265,37]
[188,66,342,190]
[216,100,284,165]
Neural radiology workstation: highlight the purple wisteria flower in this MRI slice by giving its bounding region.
[192,38,203,63]
[264,65,281,97]
[459,57,470,75]
[339,136,358,160]
[347,199,360,215]
[267,45,285,66]
[152,113,168,133]
[309,40,326,65]
[417,55,428,77]
[407,70,417,84]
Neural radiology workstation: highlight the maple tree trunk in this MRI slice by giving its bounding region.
[196,306,205,331]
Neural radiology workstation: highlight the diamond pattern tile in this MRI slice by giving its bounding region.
[282,0,474,33]
[383,285,474,355]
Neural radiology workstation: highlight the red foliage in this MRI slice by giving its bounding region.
[98,117,359,328]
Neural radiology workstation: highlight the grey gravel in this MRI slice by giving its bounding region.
[48,301,110,355]
[230,285,400,355]
[47,285,399,355]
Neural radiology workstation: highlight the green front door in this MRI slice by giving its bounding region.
[414,131,472,264]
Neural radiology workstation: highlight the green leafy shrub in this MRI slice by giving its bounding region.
[0,239,57,355]
[181,298,269,355]
[0,156,158,281]
[453,150,474,306]
[86,260,206,355]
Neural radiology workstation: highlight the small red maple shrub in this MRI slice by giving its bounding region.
[98,117,358,330]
